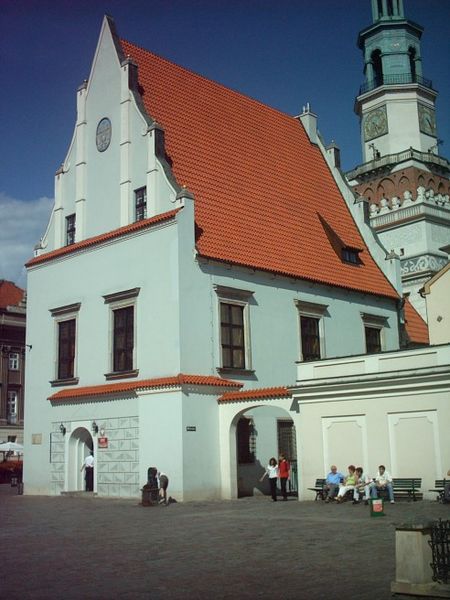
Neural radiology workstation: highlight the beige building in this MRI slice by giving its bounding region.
[421,261,450,345]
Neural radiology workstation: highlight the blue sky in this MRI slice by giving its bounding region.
[1,0,449,286]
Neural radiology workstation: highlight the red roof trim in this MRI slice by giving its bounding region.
[26,208,180,268]
[0,280,25,309]
[49,373,242,401]
[404,298,429,345]
[218,386,291,403]
[121,39,399,301]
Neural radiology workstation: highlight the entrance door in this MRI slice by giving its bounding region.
[68,427,93,491]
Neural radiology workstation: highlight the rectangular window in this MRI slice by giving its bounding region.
[8,352,20,371]
[66,214,76,245]
[58,319,76,379]
[113,306,134,372]
[220,302,245,369]
[361,312,387,354]
[295,300,328,362]
[300,316,321,361]
[7,391,18,425]
[215,285,253,372]
[135,187,147,222]
[365,326,382,353]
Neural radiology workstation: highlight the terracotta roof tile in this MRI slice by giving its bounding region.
[0,280,24,309]
[49,373,242,401]
[26,208,180,267]
[121,40,398,300]
[404,298,429,345]
[218,386,291,403]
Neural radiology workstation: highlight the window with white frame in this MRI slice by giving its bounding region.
[8,352,20,371]
[7,391,18,424]
[103,288,140,377]
[361,313,387,354]
[49,303,81,384]
[214,285,254,372]
[295,300,328,362]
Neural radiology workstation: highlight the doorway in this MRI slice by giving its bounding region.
[68,427,94,491]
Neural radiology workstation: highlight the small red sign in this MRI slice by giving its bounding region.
[98,437,108,448]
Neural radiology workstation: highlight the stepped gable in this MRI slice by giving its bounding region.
[121,39,398,300]
[0,280,24,309]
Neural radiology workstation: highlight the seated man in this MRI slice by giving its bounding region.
[444,469,450,504]
[323,465,343,502]
[352,467,371,505]
[370,465,395,504]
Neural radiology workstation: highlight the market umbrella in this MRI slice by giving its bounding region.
[0,441,24,452]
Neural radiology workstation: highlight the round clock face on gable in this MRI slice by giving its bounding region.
[418,104,436,137]
[96,117,112,152]
[364,106,388,142]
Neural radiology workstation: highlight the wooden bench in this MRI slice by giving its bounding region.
[308,478,325,501]
[377,477,422,501]
[429,479,447,502]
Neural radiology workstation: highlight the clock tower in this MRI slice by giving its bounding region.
[355,0,437,162]
[346,0,450,322]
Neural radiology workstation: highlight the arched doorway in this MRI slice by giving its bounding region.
[67,427,94,492]
[230,404,298,499]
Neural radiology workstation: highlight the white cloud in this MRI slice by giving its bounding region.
[0,192,53,287]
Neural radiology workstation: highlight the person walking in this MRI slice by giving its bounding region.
[278,453,291,501]
[80,451,94,492]
[260,457,279,501]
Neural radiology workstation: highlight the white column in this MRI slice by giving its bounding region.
[75,81,87,241]
[119,59,132,225]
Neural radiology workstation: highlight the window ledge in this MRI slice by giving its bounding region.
[216,367,255,376]
[50,377,79,387]
[104,369,139,381]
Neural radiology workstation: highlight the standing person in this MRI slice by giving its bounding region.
[158,471,169,505]
[278,453,291,501]
[370,465,395,504]
[260,457,279,501]
[80,451,94,492]
[323,465,344,502]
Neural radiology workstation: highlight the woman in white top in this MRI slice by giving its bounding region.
[260,457,279,502]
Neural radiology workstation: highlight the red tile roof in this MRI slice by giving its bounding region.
[218,386,291,403]
[26,208,180,267]
[404,298,429,345]
[121,39,398,300]
[49,373,242,401]
[0,280,24,309]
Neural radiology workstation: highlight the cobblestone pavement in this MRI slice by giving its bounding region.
[1,484,449,600]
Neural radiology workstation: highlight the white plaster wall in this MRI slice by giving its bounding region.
[294,346,450,500]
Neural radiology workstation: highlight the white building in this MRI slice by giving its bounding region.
[24,15,433,501]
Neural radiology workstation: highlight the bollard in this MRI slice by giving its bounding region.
[391,522,450,597]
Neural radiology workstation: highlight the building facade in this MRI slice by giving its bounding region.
[0,280,26,444]
[24,16,410,501]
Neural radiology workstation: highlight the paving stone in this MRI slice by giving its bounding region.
[1,484,449,599]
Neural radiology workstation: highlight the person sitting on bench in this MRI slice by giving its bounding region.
[352,467,371,505]
[336,465,357,502]
[370,465,395,504]
[323,465,343,502]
